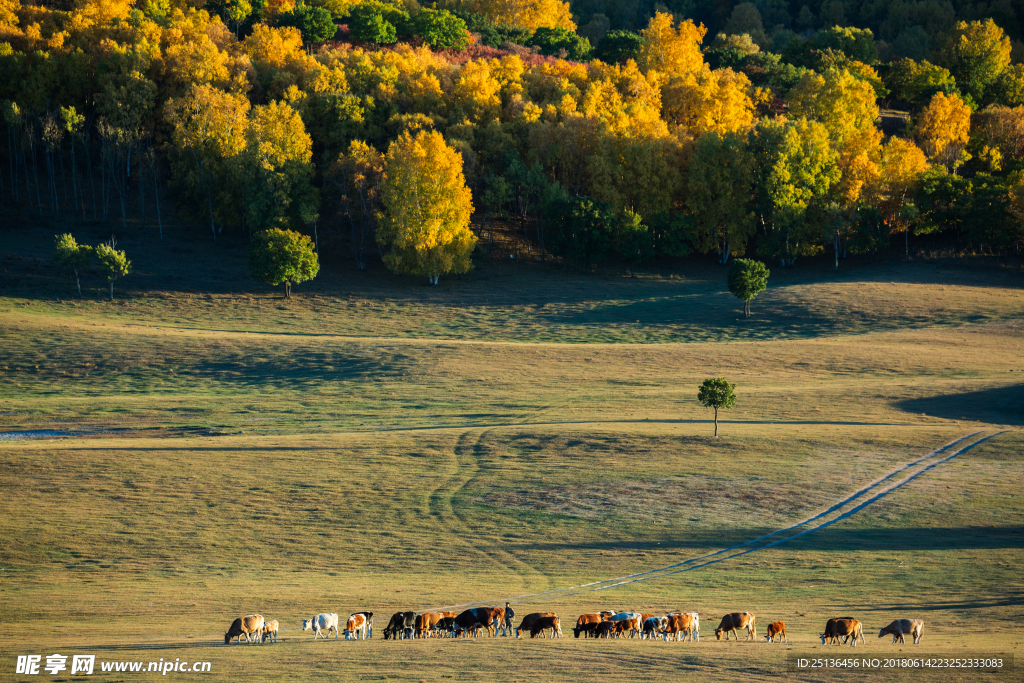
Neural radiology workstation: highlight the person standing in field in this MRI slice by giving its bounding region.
[504,602,515,636]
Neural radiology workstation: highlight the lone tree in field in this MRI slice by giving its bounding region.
[54,233,93,297]
[249,228,320,298]
[378,130,476,286]
[698,377,736,437]
[727,258,770,318]
[95,239,131,301]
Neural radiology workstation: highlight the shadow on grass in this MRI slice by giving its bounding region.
[512,526,1024,553]
[897,384,1024,426]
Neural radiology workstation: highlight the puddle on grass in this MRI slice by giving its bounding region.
[0,430,77,440]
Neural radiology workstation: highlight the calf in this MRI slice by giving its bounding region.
[261,620,279,644]
[715,612,756,641]
[878,619,924,645]
[302,613,340,640]
[225,615,264,645]
[765,621,787,643]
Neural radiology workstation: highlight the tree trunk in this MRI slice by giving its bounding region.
[285,281,291,298]
[109,280,114,301]
[75,268,82,298]
[714,406,718,437]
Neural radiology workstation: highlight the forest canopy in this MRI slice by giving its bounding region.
[1,0,1023,280]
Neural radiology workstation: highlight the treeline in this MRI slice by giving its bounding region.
[1,0,1023,289]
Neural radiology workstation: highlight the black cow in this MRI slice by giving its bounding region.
[383,611,416,640]
[434,616,456,637]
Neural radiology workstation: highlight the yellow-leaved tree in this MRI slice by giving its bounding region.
[871,137,929,255]
[378,130,476,285]
[636,12,706,80]
[660,66,754,137]
[914,91,971,171]
[443,0,574,30]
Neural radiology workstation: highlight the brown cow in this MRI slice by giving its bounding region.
[573,613,604,638]
[453,607,504,638]
[345,613,370,640]
[594,621,628,638]
[821,618,864,646]
[225,614,264,644]
[765,621,787,643]
[415,612,443,638]
[878,619,924,645]
[516,612,558,639]
[530,615,562,638]
[715,612,756,641]
[664,613,696,642]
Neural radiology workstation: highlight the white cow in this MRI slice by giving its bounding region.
[303,613,340,639]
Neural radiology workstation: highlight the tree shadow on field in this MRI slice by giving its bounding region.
[897,384,1024,426]
[513,526,1024,554]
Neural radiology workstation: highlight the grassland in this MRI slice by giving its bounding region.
[0,215,1022,681]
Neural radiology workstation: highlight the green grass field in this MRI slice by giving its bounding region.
[1,216,1022,681]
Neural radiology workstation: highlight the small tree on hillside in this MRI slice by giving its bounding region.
[54,233,93,297]
[95,239,131,301]
[698,377,736,437]
[727,258,770,318]
[249,228,320,298]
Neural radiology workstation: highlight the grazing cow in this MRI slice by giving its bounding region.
[452,607,504,638]
[302,613,340,640]
[573,613,604,638]
[516,612,558,639]
[415,612,444,638]
[261,620,279,644]
[344,613,370,640]
[715,612,756,641]
[225,615,264,645]
[664,613,697,642]
[529,615,562,638]
[594,621,621,638]
[435,616,456,637]
[765,621,787,643]
[608,612,643,638]
[383,612,417,640]
[821,618,864,646]
[353,611,373,638]
[878,619,924,645]
[643,617,667,640]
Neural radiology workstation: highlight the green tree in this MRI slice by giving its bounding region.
[938,19,1011,104]
[727,257,769,317]
[249,228,320,298]
[413,9,469,50]
[698,377,736,437]
[528,26,591,60]
[226,0,252,37]
[688,130,754,264]
[241,101,318,233]
[378,130,476,285]
[349,0,409,43]
[53,234,93,298]
[547,195,614,274]
[614,209,653,277]
[750,117,840,266]
[279,2,337,43]
[95,241,132,301]
[594,30,644,63]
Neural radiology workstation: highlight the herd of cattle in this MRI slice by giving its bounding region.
[224,609,925,646]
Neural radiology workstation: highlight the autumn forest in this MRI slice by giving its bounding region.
[3,0,1024,284]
